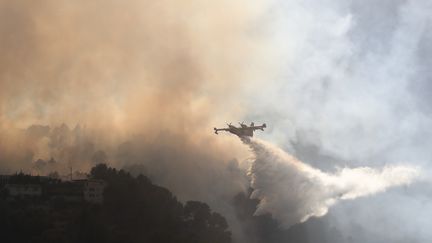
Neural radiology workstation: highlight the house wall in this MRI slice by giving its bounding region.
[5,184,42,197]
[83,180,106,204]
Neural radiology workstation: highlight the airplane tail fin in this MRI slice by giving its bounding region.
[214,128,218,134]
[261,123,266,131]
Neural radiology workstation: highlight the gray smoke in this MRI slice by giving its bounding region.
[242,0,432,242]
[1,0,432,242]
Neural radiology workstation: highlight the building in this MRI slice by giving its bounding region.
[0,174,106,204]
[74,179,106,204]
[0,175,10,186]
[45,181,84,202]
[5,184,42,197]
[46,179,107,204]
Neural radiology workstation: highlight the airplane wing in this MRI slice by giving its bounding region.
[214,127,229,134]
[250,123,266,131]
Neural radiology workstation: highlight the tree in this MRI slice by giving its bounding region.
[0,164,232,243]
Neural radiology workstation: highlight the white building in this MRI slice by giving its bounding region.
[74,179,106,204]
[5,184,42,197]
[0,175,10,185]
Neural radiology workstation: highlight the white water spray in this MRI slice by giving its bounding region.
[244,137,420,228]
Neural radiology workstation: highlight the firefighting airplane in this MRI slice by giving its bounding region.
[214,122,266,137]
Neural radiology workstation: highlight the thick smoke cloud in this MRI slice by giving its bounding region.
[0,1,265,241]
[1,0,432,242]
[242,0,432,242]
[247,0,432,166]
[0,0,260,176]
[245,138,419,228]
